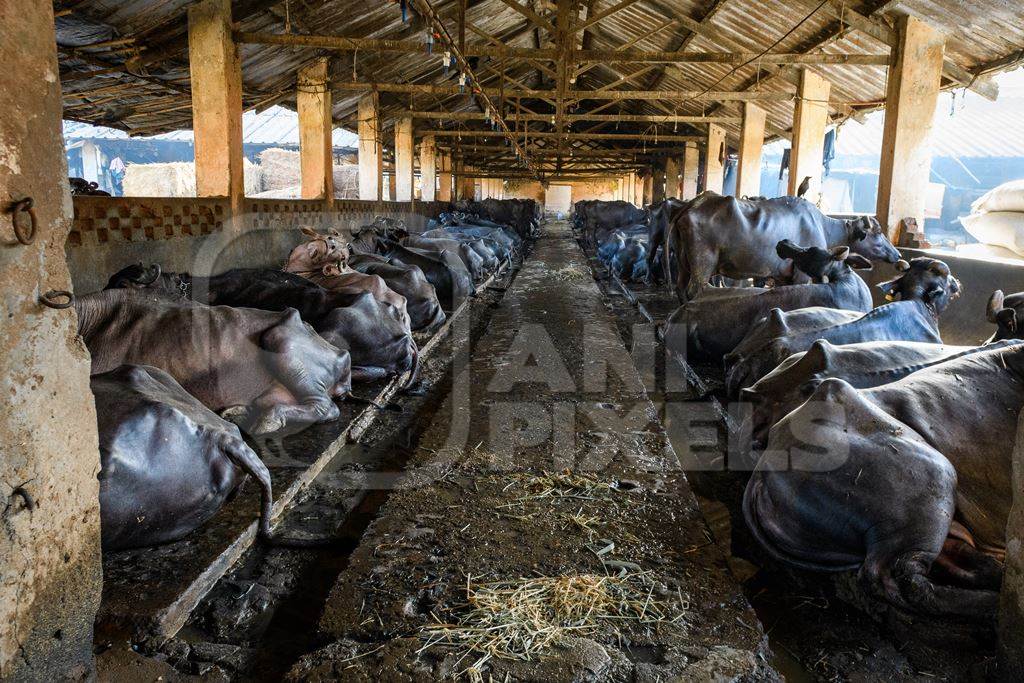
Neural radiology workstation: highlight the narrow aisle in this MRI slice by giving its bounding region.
[292,221,776,680]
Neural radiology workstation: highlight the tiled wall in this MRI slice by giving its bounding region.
[67,196,449,293]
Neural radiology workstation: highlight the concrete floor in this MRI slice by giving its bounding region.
[288,221,776,680]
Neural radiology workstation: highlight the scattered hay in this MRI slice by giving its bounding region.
[506,470,615,502]
[549,265,590,282]
[420,572,686,672]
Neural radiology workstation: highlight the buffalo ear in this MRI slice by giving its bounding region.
[306,241,322,258]
[301,226,319,238]
[894,259,911,272]
[831,246,851,261]
[322,263,342,276]
[845,253,873,270]
[876,277,901,299]
[776,239,804,259]
[996,307,1018,333]
[329,228,342,237]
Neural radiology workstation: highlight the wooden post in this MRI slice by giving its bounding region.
[788,69,832,202]
[876,15,945,241]
[420,135,437,202]
[703,124,726,194]
[737,102,766,198]
[632,171,643,206]
[682,141,699,199]
[394,116,414,202]
[616,176,625,201]
[297,58,333,204]
[438,152,453,202]
[652,162,666,203]
[642,170,653,205]
[358,93,382,200]
[188,0,243,207]
[663,156,680,199]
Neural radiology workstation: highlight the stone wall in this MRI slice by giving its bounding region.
[0,2,103,678]
[67,196,449,293]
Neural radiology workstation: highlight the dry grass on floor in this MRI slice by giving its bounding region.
[419,572,688,676]
[548,265,590,282]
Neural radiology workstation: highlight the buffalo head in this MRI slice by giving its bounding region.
[847,216,901,264]
[106,263,162,290]
[986,290,1024,342]
[776,240,872,283]
[877,257,961,315]
[285,227,349,274]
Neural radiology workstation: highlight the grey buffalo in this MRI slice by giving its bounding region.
[94,365,275,550]
[744,342,1024,618]
[665,194,900,301]
[664,242,873,363]
[735,340,1019,465]
[724,257,961,395]
[77,289,352,436]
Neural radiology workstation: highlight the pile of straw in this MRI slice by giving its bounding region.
[255,147,359,199]
[123,158,262,197]
[420,572,686,674]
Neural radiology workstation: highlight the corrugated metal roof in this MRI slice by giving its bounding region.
[63,105,357,146]
[55,0,1024,170]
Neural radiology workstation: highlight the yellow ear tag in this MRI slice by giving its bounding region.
[885,294,894,301]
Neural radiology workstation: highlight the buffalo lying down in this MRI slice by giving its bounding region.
[724,257,961,395]
[734,339,1020,466]
[284,228,412,332]
[745,342,1024,618]
[94,365,276,550]
[283,227,445,333]
[666,194,900,301]
[78,289,352,436]
[664,242,873,363]
[107,266,416,382]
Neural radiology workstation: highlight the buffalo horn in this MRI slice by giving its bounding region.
[988,290,1006,323]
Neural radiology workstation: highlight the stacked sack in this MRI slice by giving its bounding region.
[960,179,1024,257]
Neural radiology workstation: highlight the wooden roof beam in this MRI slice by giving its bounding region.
[410,110,740,123]
[491,0,557,35]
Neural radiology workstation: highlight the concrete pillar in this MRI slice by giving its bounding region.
[438,152,453,202]
[652,162,666,203]
[788,69,832,202]
[188,0,244,207]
[616,176,625,201]
[703,124,726,194]
[388,169,397,200]
[632,171,643,206]
[358,93,382,200]
[737,102,766,198]
[641,171,652,205]
[876,15,945,241]
[682,141,699,199]
[0,2,102,677]
[394,116,414,202]
[664,157,680,199]
[297,58,333,204]
[420,135,437,202]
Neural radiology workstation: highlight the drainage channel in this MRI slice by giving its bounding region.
[577,231,999,682]
[93,250,531,681]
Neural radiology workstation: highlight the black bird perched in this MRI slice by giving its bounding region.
[797,175,812,198]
